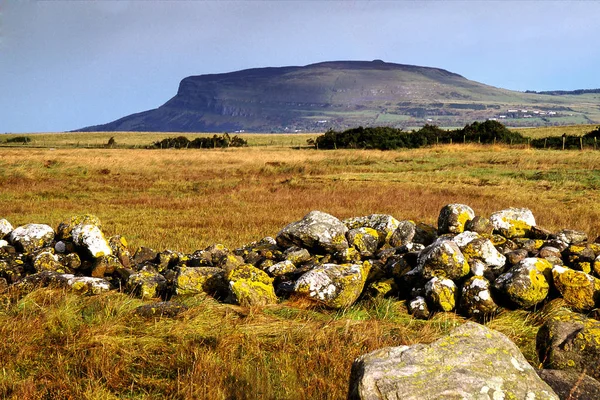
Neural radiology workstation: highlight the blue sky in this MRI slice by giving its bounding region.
[2,0,600,133]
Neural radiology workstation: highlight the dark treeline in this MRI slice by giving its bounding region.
[310,122,600,150]
[153,133,248,149]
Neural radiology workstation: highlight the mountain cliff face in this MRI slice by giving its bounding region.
[79,60,599,132]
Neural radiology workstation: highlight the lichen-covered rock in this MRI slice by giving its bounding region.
[33,251,67,273]
[555,229,588,245]
[347,227,381,257]
[461,237,506,276]
[109,235,132,268]
[506,248,529,266]
[424,276,456,312]
[389,220,437,247]
[134,301,188,318]
[266,260,296,277]
[335,247,362,264]
[551,265,600,312]
[56,214,102,240]
[437,203,475,234]
[226,264,278,306]
[0,256,26,283]
[0,219,13,238]
[8,224,55,253]
[67,276,112,295]
[565,245,596,274]
[407,296,429,319]
[464,216,494,235]
[537,309,600,381]
[490,207,536,239]
[539,246,562,260]
[176,266,227,297]
[294,262,369,309]
[276,211,349,254]
[349,321,558,400]
[536,369,600,400]
[366,278,396,298]
[127,268,167,299]
[460,276,499,318]
[61,252,81,270]
[0,240,8,248]
[417,239,470,281]
[343,214,399,244]
[451,231,480,248]
[72,223,112,258]
[91,254,122,278]
[133,246,158,265]
[493,257,552,308]
[284,247,311,265]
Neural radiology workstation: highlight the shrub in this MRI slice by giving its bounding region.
[6,136,32,143]
[154,133,248,149]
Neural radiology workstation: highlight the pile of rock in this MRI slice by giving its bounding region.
[1,205,600,316]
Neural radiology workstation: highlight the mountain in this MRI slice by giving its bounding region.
[79,60,600,132]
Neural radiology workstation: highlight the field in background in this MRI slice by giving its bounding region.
[1,123,599,148]
[1,138,600,398]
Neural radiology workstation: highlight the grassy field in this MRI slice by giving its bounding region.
[1,137,600,399]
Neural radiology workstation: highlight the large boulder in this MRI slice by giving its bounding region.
[493,257,552,308]
[71,223,112,258]
[490,207,536,239]
[226,264,278,306]
[437,203,475,234]
[127,269,167,300]
[276,211,349,254]
[551,265,600,312]
[343,214,399,244]
[537,309,600,381]
[417,239,470,281]
[536,369,600,400]
[346,227,381,257]
[349,321,558,400]
[8,224,55,253]
[293,263,369,309]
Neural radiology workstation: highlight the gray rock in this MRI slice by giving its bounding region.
[555,229,588,245]
[464,216,494,235]
[490,207,536,239]
[293,263,369,309]
[349,321,558,400]
[175,266,227,297]
[417,238,470,281]
[276,210,349,254]
[343,214,399,244]
[8,223,55,253]
[266,260,296,277]
[461,237,506,277]
[537,309,600,381]
[551,265,600,312]
[407,296,429,319]
[493,257,552,308]
[437,203,475,234]
[424,276,456,312]
[536,369,600,400]
[72,223,112,258]
[127,269,167,299]
[460,276,499,318]
[0,219,13,238]
[347,227,381,257]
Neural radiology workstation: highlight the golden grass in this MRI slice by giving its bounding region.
[514,124,598,139]
[1,141,600,398]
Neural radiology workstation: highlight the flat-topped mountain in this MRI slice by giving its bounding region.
[79,60,600,132]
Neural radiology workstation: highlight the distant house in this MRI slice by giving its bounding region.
[508,109,518,113]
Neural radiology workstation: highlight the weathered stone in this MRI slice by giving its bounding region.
[109,235,132,268]
[514,238,545,255]
[531,226,553,240]
[56,214,102,240]
[407,296,429,319]
[451,231,480,248]
[134,301,188,318]
[537,369,600,400]
[347,227,381,257]
[349,321,558,400]
[8,224,55,253]
[91,254,122,278]
[493,257,552,308]
[335,247,361,264]
[390,220,436,247]
[0,240,8,248]
[127,268,167,299]
[461,237,506,277]
[220,254,245,272]
[276,210,349,254]
[343,214,399,244]
[437,203,475,234]
[67,276,112,295]
[460,276,499,318]
[464,216,494,235]
[539,246,562,260]
[283,247,311,265]
[506,248,529,266]
[366,278,396,298]
[294,262,369,309]
[417,239,469,281]
[424,276,456,312]
[266,260,296,277]
[176,266,227,297]
[555,229,588,245]
[551,265,600,312]
[133,246,158,265]
[0,256,25,283]
[61,252,81,270]
[490,207,536,239]
[537,309,600,381]
[227,264,278,306]
[72,223,112,258]
[33,251,67,273]
[0,219,13,238]
[565,245,596,274]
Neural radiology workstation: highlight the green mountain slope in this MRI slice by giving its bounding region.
[79,60,600,132]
